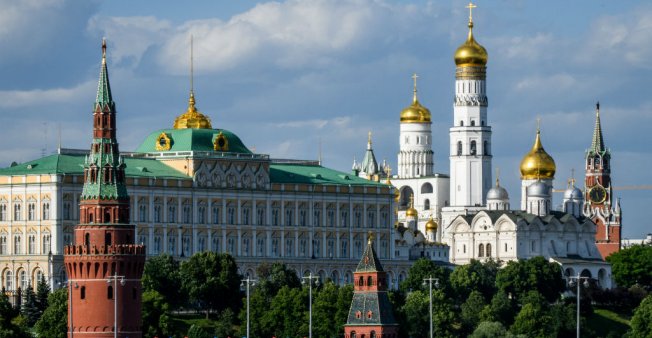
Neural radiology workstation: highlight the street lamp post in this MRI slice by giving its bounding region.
[302,272,320,338]
[567,273,591,338]
[106,274,125,338]
[60,280,78,338]
[422,276,440,338]
[240,277,257,338]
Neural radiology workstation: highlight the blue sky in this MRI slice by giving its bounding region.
[0,0,650,238]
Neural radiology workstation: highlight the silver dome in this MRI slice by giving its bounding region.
[563,186,583,200]
[487,185,509,200]
[527,181,550,197]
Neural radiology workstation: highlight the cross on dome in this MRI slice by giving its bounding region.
[466,2,477,22]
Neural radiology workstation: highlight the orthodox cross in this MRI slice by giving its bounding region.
[466,2,477,22]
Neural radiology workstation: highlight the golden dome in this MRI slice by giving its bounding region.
[454,6,487,67]
[405,195,418,217]
[173,92,213,129]
[425,218,438,231]
[520,128,556,180]
[400,74,431,124]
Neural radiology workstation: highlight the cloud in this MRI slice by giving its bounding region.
[87,16,172,67]
[153,0,436,74]
[582,6,652,70]
[0,81,95,109]
[514,73,577,91]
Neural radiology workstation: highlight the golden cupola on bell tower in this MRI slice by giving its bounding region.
[520,122,556,180]
[454,2,488,68]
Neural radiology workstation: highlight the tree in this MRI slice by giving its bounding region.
[187,324,211,338]
[461,290,487,334]
[629,294,652,338]
[470,321,508,338]
[213,308,236,338]
[180,252,241,318]
[141,290,173,338]
[21,285,41,326]
[142,254,184,308]
[402,289,457,338]
[489,291,516,326]
[450,259,499,301]
[260,286,307,337]
[335,284,354,332]
[313,281,342,337]
[509,302,555,338]
[35,276,51,315]
[400,258,450,293]
[496,257,564,303]
[607,244,652,289]
[34,288,67,338]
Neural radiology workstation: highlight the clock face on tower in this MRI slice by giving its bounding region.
[589,185,607,204]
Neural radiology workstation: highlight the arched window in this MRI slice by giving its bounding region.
[481,120,485,126]
[478,243,484,257]
[483,141,489,155]
[424,199,430,210]
[80,286,86,299]
[471,120,476,126]
[85,233,90,248]
[463,244,466,254]
[370,331,376,338]
[470,140,477,155]
[351,331,357,338]
[107,285,114,299]
[460,120,464,126]
[457,141,463,156]
[421,183,433,194]
[367,276,373,286]
[359,276,364,286]
[486,243,492,257]
[504,243,508,252]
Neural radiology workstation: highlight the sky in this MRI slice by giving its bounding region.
[0,0,650,238]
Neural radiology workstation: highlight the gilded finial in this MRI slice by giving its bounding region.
[101,38,107,62]
[596,101,600,112]
[570,168,576,187]
[495,167,500,187]
[190,34,194,95]
[412,73,419,103]
[409,194,414,208]
[466,2,477,23]
[368,131,372,145]
[536,117,541,134]
[368,231,374,244]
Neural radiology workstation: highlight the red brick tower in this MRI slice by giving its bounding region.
[583,102,622,259]
[64,40,146,338]
[344,237,399,338]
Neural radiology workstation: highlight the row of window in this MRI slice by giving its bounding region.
[139,234,390,260]
[2,269,44,291]
[0,203,50,221]
[136,205,390,228]
[0,234,50,255]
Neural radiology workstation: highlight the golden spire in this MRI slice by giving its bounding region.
[368,131,372,146]
[368,231,374,244]
[412,73,419,103]
[173,35,213,129]
[466,1,477,24]
[495,167,500,187]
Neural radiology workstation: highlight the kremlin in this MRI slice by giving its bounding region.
[0,1,648,337]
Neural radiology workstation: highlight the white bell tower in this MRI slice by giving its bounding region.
[449,2,492,207]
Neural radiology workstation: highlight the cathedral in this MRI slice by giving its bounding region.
[354,3,615,287]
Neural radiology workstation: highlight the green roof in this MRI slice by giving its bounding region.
[269,163,388,186]
[0,153,189,179]
[135,128,252,154]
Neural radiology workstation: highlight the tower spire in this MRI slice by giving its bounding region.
[412,73,419,103]
[590,101,606,154]
[95,38,113,107]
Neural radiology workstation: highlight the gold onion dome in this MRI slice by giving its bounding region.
[520,127,556,180]
[400,74,432,123]
[173,92,213,129]
[454,3,488,67]
[425,218,438,231]
[405,195,418,217]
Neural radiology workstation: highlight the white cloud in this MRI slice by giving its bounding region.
[0,81,94,109]
[514,73,576,91]
[87,16,172,66]
[155,0,430,74]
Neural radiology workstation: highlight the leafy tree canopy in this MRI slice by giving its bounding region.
[496,256,564,303]
[400,258,450,293]
[142,254,184,308]
[34,288,67,338]
[607,244,652,289]
[629,294,652,338]
[450,259,499,301]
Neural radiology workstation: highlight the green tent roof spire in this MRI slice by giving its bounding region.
[95,38,113,107]
[590,102,605,154]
